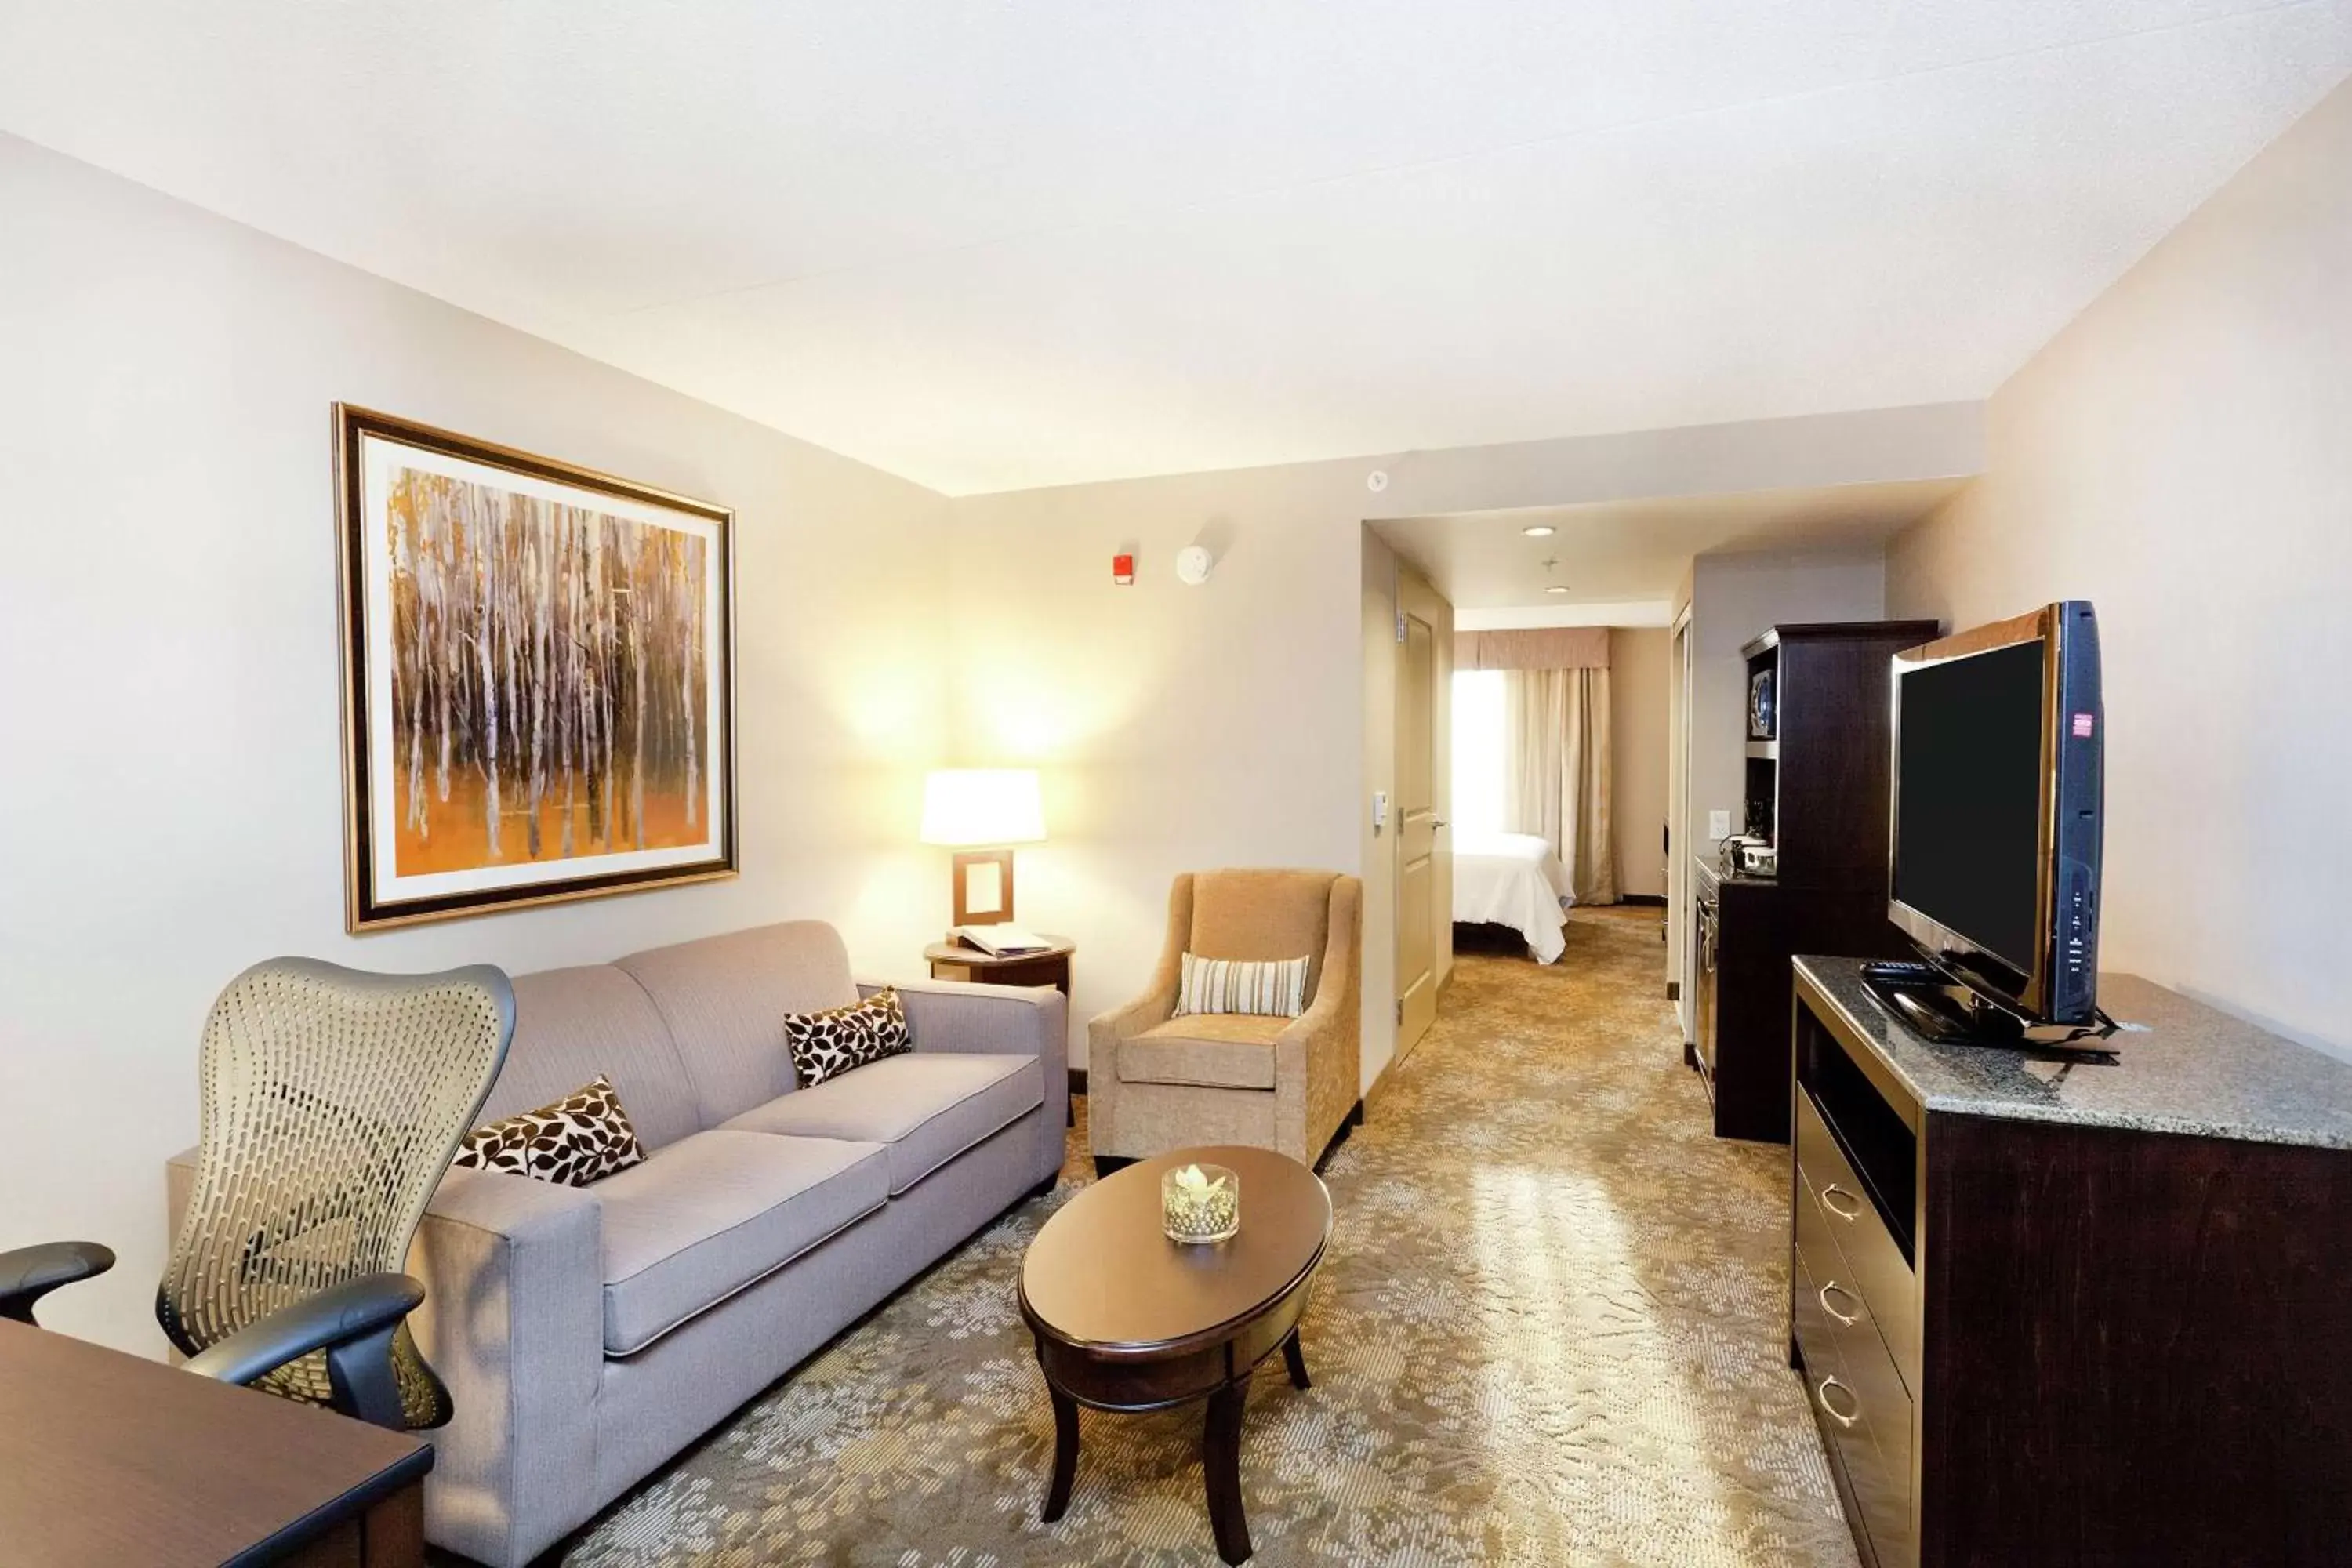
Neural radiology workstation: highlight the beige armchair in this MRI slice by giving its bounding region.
[1089,869,1363,1173]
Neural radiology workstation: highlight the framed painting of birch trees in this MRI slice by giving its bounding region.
[335,405,735,931]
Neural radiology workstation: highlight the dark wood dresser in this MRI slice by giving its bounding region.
[1687,619,1936,1141]
[1788,957,2352,1568]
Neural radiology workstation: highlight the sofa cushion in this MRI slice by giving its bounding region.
[785,986,911,1088]
[1121,1013,1284,1090]
[595,1128,887,1356]
[455,1074,647,1187]
[615,922,862,1127]
[495,966,702,1152]
[721,1053,1041,1195]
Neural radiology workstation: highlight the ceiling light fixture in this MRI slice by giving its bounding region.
[1546,585,1570,594]
[1522,524,1555,537]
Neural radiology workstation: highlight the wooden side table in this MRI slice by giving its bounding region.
[924,935,1074,996]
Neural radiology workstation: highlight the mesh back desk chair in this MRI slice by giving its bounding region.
[0,958,513,1429]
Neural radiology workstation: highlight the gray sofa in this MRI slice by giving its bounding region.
[169,920,1068,1567]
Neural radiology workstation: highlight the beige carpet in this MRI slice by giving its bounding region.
[550,908,1859,1566]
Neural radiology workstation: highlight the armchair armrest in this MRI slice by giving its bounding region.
[1275,981,1348,1051]
[1274,874,1363,1163]
[183,1272,425,1428]
[0,1240,116,1325]
[1087,881,1190,1052]
[1088,985,1177,1046]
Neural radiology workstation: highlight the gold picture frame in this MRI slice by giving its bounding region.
[335,405,737,931]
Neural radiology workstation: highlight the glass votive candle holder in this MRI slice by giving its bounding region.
[1162,1162,1240,1243]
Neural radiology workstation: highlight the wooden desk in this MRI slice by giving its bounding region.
[0,1318,431,1566]
[924,935,1074,996]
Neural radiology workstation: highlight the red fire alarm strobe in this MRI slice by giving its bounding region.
[1112,553,1135,585]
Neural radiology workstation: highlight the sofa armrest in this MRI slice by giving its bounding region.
[863,978,1069,1185]
[866,976,1066,1062]
[408,1166,605,1567]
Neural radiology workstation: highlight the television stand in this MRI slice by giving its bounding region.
[1791,957,2352,1568]
[1860,960,2119,1054]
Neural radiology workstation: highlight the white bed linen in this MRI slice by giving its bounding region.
[1453,831,1573,964]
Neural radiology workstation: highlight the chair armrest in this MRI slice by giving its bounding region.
[0,1241,115,1325]
[1275,983,1348,1051]
[408,1166,606,1564]
[183,1272,423,1392]
[1088,872,1190,1053]
[1088,985,1178,1047]
[1276,874,1363,1161]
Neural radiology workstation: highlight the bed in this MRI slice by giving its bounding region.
[1453,831,1574,964]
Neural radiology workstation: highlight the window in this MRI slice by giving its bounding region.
[1451,668,1506,839]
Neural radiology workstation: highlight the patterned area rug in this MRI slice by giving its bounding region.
[548,908,1858,1567]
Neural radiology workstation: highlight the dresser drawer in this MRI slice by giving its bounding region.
[1795,1088,1917,1385]
[1793,1243,1915,1568]
[1795,1166,1908,1395]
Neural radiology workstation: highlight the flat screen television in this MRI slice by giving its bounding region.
[1887,601,2103,1029]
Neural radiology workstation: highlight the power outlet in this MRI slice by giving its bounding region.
[1708,808,1732,839]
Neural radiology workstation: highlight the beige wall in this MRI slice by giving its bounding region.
[1610,627,1671,900]
[0,135,956,1355]
[946,406,1982,1092]
[1887,79,2352,1058]
[940,466,1371,1081]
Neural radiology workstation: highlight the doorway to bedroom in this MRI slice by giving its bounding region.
[1446,625,1665,966]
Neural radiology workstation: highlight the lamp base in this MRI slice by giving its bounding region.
[951,848,1016,927]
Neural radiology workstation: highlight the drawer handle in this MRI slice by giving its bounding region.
[1816,1374,1861,1428]
[1819,1281,1860,1327]
[1820,1184,1864,1222]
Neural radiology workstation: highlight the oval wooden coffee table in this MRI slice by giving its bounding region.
[1018,1145,1332,1565]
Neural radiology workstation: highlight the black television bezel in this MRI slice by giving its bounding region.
[1886,602,2100,1025]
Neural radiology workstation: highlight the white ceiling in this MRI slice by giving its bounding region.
[4,3,2347,495]
[1375,477,1967,618]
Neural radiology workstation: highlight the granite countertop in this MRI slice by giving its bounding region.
[1795,956,2352,1151]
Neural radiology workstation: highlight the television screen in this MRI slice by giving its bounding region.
[1893,641,2045,971]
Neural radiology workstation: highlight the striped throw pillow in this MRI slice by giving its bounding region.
[1174,952,1311,1018]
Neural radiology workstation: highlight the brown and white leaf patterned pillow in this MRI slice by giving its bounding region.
[453,1074,646,1188]
[785,987,911,1088]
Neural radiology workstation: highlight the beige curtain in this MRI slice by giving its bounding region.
[1504,667,1618,904]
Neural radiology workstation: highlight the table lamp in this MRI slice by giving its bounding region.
[920,768,1045,927]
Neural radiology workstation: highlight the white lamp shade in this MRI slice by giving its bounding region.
[920,769,1045,847]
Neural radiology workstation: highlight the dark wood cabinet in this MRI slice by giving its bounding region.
[1692,862,1904,1139]
[1690,619,1936,1142]
[1790,958,2352,1568]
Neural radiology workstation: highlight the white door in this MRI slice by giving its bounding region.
[1394,565,1452,1058]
